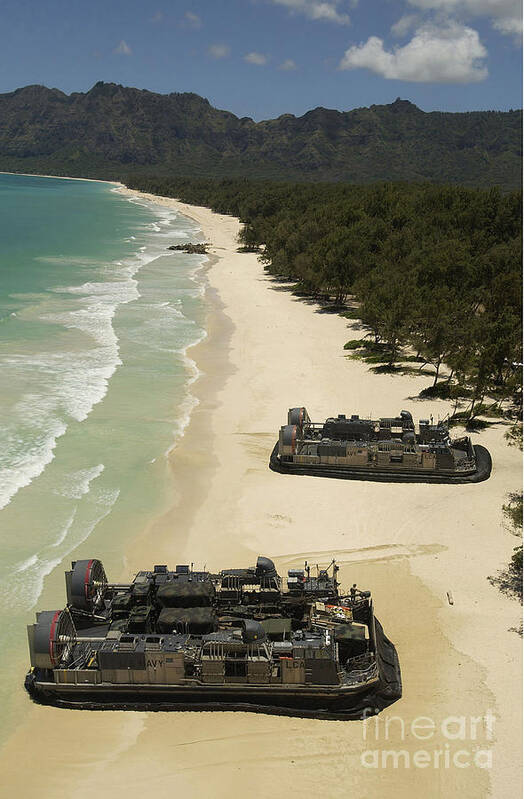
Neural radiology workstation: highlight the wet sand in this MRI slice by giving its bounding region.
[0,191,520,798]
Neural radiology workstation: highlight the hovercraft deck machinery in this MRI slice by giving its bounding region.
[25,556,401,719]
[270,407,491,484]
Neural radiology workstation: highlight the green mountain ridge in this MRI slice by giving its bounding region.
[0,82,521,187]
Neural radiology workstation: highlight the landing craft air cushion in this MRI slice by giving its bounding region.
[25,556,401,719]
[270,407,491,483]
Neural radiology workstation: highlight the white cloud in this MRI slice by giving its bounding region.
[244,52,268,65]
[114,40,132,56]
[269,0,351,25]
[184,11,202,28]
[150,11,163,23]
[406,0,522,37]
[279,58,298,70]
[208,43,230,59]
[493,16,522,35]
[391,14,419,37]
[339,21,488,83]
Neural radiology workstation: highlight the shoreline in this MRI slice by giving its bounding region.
[0,170,121,184]
[123,252,236,571]
[0,183,521,798]
[114,186,238,568]
[0,179,213,752]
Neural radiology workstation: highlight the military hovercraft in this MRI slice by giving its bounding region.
[270,407,491,483]
[25,556,401,719]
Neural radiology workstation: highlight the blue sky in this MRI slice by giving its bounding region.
[0,0,521,119]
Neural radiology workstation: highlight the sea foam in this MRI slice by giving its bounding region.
[0,417,67,510]
[54,464,105,500]
[0,183,208,619]
[4,482,119,613]
[0,241,173,508]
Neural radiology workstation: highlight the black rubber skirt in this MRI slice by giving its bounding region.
[24,620,401,721]
[269,443,492,484]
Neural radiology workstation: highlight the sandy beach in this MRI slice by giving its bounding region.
[0,188,521,799]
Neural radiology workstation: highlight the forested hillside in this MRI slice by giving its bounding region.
[0,83,521,187]
[127,176,522,421]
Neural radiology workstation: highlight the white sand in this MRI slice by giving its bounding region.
[0,188,520,799]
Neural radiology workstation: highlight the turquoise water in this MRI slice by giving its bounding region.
[0,174,207,739]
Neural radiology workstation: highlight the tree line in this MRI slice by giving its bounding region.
[126,176,522,419]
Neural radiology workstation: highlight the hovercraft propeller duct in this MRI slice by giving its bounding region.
[69,558,108,612]
[30,608,76,669]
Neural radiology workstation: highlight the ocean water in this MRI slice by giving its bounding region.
[0,174,207,739]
